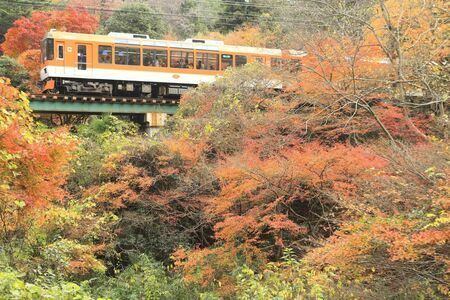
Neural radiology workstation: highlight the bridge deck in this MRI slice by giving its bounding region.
[28,94,179,114]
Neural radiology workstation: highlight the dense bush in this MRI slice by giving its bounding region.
[68,115,138,194]
[90,255,205,300]
[0,56,29,90]
[0,271,92,299]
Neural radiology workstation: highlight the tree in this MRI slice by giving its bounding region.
[177,0,223,38]
[285,0,448,142]
[365,0,448,117]
[0,78,76,261]
[101,3,167,38]
[2,7,99,57]
[0,0,51,35]
[216,0,268,33]
[0,79,119,282]
[68,115,138,195]
[2,11,51,57]
[173,143,387,294]
[17,49,41,90]
[0,56,29,91]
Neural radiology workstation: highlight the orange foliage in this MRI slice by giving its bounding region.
[173,242,265,295]
[47,7,99,34]
[0,79,77,208]
[175,142,387,292]
[163,138,207,166]
[302,144,449,294]
[365,0,449,60]
[17,49,41,91]
[307,212,449,278]
[373,103,430,141]
[224,26,273,47]
[2,11,51,57]
[197,26,274,47]
[3,7,99,57]
[299,36,390,100]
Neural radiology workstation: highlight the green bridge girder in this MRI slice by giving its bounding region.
[29,100,179,115]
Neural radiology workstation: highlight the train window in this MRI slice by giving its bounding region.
[127,48,140,66]
[115,47,127,65]
[143,49,168,67]
[221,54,233,70]
[170,50,194,69]
[77,45,87,70]
[271,58,284,69]
[57,45,64,59]
[207,53,219,70]
[289,59,302,71]
[115,47,141,65]
[271,58,301,72]
[254,57,265,63]
[235,55,247,67]
[196,52,219,70]
[98,46,112,64]
[42,38,54,61]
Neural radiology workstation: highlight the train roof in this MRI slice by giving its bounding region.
[45,30,306,57]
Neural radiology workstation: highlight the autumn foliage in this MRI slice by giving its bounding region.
[0,0,448,298]
[197,25,276,48]
[0,79,116,281]
[0,78,76,208]
[2,7,99,57]
[17,49,41,91]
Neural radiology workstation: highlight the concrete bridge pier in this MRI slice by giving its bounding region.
[142,112,168,135]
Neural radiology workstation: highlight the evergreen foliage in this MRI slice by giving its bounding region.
[0,56,29,90]
[100,3,167,38]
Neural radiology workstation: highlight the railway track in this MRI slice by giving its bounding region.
[29,94,180,105]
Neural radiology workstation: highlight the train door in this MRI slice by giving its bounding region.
[75,44,93,75]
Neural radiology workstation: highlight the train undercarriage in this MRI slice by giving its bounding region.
[43,77,195,99]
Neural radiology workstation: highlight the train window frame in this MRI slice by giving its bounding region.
[115,46,141,66]
[57,44,64,60]
[221,54,233,70]
[195,52,219,71]
[98,45,113,64]
[143,48,168,67]
[170,49,194,69]
[235,55,247,67]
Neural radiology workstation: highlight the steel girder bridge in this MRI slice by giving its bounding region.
[28,94,179,128]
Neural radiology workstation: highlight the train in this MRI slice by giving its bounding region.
[40,30,306,98]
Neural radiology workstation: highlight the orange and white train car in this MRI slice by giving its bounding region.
[40,30,305,97]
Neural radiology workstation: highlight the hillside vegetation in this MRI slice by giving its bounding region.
[0,0,448,299]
